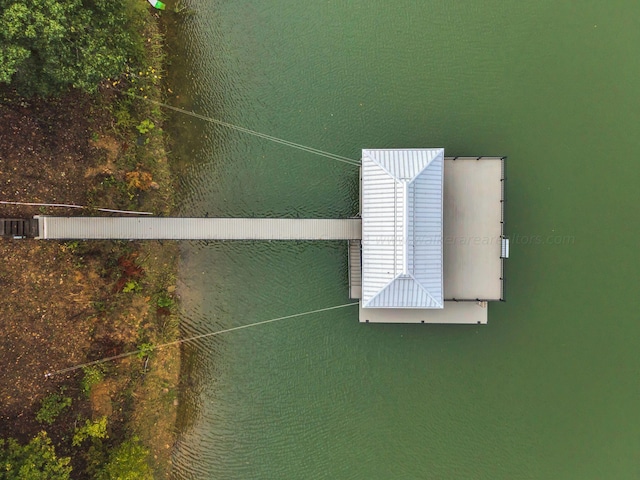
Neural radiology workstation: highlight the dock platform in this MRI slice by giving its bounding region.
[443,157,504,302]
[354,156,506,324]
[359,301,489,324]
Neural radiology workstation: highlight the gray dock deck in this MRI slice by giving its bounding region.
[359,301,489,324]
[36,217,362,241]
[443,157,504,301]
[348,240,362,299]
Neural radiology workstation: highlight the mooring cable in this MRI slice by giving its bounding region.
[123,91,361,167]
[0,200,153,215]
[44,302,358,378]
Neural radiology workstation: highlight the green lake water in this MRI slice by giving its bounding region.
[164,1,640,478]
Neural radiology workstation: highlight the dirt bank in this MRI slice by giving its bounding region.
[0,11,181,479]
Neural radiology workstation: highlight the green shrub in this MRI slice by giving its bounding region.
[36,392,71,425]
[135,119,155,134]
[81,365,105,396]
[61,241,80,254]
[156,292,174,309]
[93,300,108,313]
[136,342,155,360]
[73,416,108,447]
[123,280,142,293]
[114,105,135,130]
[0,431,71,479]
[95,437,152,480]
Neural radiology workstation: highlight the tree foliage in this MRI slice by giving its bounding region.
[36,392,72,425]
[0,0,145,96]
[72,416,108,447]
[0,432,71,480]
[95,437,153,480]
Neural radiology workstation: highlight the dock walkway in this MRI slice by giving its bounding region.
[36,217,362,241]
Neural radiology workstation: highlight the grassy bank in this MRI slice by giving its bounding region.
[0,3,181,479]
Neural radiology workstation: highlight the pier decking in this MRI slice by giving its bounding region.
[359,301,489,324]
[443,157,504,301]
[36,217,362,241]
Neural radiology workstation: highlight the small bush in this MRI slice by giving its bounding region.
[113,106,135,130]
[93,300,108,313]
[81,366,105,396]
[114,254,145,293]
[95,437,152,480]
[136,343,155,360]
[72,416,108,447]
[60,241,80,254]
[135,119,155,134]
[156,292,174,309]
[125,170,154,191]
[36,392,72,425]
[122,280,142,293]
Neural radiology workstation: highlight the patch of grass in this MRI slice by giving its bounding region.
[93,300,108,313]
[60,241,80,254]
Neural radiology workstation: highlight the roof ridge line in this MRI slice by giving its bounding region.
[407,148,444,186]
[363,273,442,308]
[406,272,443,308]
[362,150,402,182]
[361,275,398,308]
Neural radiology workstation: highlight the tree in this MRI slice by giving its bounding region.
[0,0,143,96]
[0,431,71,480]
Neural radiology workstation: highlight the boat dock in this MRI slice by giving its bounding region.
[351,156,507,324]
[2,152,508,325]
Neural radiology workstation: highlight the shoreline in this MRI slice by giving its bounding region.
[0,6,181,479]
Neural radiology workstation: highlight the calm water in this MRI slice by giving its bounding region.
[165,1,640,478]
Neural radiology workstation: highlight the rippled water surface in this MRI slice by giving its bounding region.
[165,1,640,478]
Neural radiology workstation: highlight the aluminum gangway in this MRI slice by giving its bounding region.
[35,217,362,241]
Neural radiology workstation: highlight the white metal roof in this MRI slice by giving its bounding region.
[361,148,444,309]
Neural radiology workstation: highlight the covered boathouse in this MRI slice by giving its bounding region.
[3,148,507,324]
[349,148,507,324]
